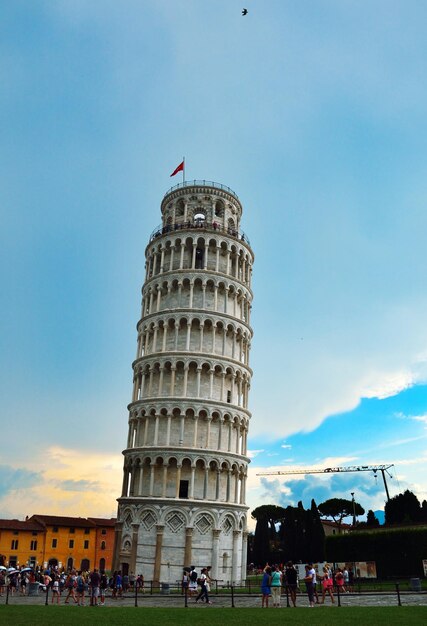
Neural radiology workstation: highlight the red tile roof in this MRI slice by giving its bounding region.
[87,518,117,527]
[29,515,96,528]
[321,520,352,529]
[0,519,44,531]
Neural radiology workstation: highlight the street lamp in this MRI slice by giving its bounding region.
[351,492,356,527]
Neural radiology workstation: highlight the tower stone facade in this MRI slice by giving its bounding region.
[113,180,254,583]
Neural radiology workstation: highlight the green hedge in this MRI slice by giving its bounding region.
[326,526,427,578]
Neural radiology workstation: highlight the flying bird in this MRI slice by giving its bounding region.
[242,8,248,16]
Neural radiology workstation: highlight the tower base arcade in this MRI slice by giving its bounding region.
[114,500,248,584]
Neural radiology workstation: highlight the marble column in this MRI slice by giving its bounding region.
[184,527,193,568]
[153,525,164,582]
[241,531,248,582]
[129,523,140,575]
[232,530,241,583]
[190,465,196,498]
[212,529,221,579]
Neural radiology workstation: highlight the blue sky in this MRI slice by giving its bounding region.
[1,1,427,527]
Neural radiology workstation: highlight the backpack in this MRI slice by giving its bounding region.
[190,570,198,582]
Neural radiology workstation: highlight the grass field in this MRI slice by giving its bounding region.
[0,606,426,625]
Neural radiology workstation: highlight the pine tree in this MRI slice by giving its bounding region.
[251,505,286,566]
[309,499,326,561]
[385,490,422,525]
[366,509,380,527]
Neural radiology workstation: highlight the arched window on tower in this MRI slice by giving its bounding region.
[194,212,206,227]
[195,248,204,269]
[228,218,236,237]
[215,200,224,218]
[179,480,189,498]
[176,200,185,218]
[222,552,229,574]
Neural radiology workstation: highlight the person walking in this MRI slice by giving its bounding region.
[195,568,212,604]
[270,565,282,607]
[116,571,123,598]
[182,569,189,595]
[136,574,145,594]
[205,565,213,596]
[343,566,349,592]
[304,564,315,607]
[89,568,101,606]
[51,576,60,604]
[64,572,77,604]
[76,570,86,606]
[189,566,198,597]
[285,561,298,607]
[335,568,346,594]
[100,571,108,606]
[320,565,334,604]
[261,565,272,608]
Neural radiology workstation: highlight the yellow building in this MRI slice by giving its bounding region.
[0,518,45,569]
[0,515,116,572]
[88,517,116,574]
[29,515,116,572]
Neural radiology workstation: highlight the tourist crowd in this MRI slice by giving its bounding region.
[0,561,354,608]
[259,561,354,608]
[0,564,145,606]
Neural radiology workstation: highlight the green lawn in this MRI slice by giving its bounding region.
[0,606,426,626]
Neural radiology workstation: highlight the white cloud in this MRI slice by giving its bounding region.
[281,443,292,449]
[0,446,122,520]
[361,371,414,400]
[412,415,427,425]
[247,449,264,459]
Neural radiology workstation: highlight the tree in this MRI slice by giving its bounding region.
[385,490,421,525]
[251,505,286,566]
[366,509,380,527]
[318,498,365,532]
[278,506,300,563]
[308,499,326,561]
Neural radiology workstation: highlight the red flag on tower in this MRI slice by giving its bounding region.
[170,160,185,177]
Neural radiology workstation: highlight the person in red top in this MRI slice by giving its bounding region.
[335,568,346,593]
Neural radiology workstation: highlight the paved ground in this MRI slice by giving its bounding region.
[2,590,427,608]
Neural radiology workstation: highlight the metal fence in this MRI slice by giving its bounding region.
[163,181,240,201]
[3,580,427,608]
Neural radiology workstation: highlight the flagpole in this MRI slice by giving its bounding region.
[183,156,185,184]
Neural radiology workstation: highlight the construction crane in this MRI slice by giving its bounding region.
[256,464,395,501]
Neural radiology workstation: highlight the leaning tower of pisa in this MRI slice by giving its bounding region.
[113,180,254,584]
